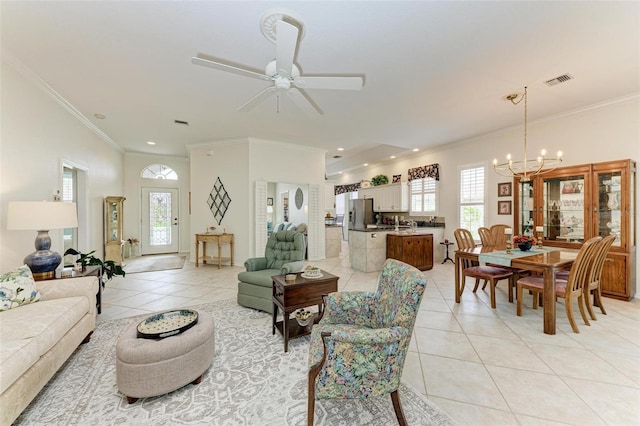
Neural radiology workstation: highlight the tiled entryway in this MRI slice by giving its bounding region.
[100,244,640,425]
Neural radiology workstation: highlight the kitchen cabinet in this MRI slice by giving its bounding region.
[358,183,408,212]
[104,196,126,265]
[514,159,636,300]
[386,233,433,271]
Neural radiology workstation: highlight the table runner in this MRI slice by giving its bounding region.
[479,246,559,267]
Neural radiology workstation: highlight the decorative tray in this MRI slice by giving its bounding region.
[301,272,324,279]
[137,309,199,339]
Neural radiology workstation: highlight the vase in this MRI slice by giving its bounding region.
[518,241,533,251]
[607,192,619,210]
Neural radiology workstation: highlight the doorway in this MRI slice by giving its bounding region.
[141,187,179,255]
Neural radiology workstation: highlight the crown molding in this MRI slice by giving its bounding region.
[2,50,123,152]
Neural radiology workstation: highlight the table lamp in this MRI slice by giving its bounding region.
[7,201,78,280]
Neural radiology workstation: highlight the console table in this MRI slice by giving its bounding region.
[195,233,234,268]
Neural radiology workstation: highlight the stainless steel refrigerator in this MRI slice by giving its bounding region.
[348,198,375,230]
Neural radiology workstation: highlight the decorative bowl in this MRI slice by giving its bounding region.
[304,267,321,277]
[518,241,533,251]
[295,309,313,327]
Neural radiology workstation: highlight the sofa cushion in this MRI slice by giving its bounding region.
[238,269,281,288]
[0,265,41,311]
[0,296,90,393]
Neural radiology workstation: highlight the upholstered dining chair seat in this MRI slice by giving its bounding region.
[462,265,514,308]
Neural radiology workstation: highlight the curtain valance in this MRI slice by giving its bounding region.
[334,182,361,195]
[407,163,440,181]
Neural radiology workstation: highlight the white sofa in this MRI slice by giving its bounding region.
[0,276,98,425]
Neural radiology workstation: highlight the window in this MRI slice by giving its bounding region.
[62,167,77,265]
[459,165,485,239]
[141,164,178,180]
[410,178,438,216]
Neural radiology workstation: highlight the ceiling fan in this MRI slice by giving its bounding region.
[191,11,363,115]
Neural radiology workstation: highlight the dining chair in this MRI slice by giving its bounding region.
[583,234,616,320]
[478,227,493,246]
[454,228,514,308]
[489,224,509,250]
[307,259,426,426]
[516,236,601,333]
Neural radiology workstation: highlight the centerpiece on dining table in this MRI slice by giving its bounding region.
[513,235,538,251]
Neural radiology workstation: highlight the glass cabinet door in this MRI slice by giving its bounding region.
[594,170,623,248]
[542,174,586,243]
[106,201,119,241]
[517,180,536,237]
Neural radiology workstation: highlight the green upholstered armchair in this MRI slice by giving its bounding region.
[237,230,306,313]
[307,259,427,426]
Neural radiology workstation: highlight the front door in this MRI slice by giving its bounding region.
[141,188,179,255]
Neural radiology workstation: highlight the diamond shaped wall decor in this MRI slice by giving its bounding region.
[207,177,231,224]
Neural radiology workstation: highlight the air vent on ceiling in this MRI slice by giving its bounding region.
[333,155,343,159]
[544,74,573,87]
[174,119,189,126]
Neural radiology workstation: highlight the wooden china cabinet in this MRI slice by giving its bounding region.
[104,196,126,266]
[514,159,636,300]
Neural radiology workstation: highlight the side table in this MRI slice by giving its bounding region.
[272,270,339,352]
[440,241,455,264]
[195,233,234,268]
[56,265,103,314]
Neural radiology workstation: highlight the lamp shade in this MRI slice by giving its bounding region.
[7,201,78,230]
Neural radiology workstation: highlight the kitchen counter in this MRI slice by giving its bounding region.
[348,227,445,272]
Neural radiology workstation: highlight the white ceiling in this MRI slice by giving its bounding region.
[2,1,638,177]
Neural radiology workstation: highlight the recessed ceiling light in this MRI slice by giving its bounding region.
[94,113,106,119]
[364,163,368,166]
[412,148,419,152]
[339,171,343,174]
[390,155,396,159]
[337,147,344,151]
[146,141,156,145]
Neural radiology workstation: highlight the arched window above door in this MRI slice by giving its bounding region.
[141,164,178,180]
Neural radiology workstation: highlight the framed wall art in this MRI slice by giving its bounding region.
[498,200,512,215]
[267,197,273,206]
[498,182,512,197]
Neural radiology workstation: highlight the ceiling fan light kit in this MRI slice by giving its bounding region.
[493,86,563,182]
[192,10,363,115]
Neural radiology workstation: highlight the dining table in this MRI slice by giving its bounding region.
[454,245,578,335]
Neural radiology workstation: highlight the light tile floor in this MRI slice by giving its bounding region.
[100,243,640,425]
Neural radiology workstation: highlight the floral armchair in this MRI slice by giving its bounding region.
[307,259,427,425]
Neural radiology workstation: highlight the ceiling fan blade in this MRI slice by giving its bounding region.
[238,86,277,112]
[275,20,298,78]
[294,76,363,91]
[192,55,270,81]
[288,88,323,115]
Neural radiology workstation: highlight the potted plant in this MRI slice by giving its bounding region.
[371,174,389,186]
[64,249,126,287]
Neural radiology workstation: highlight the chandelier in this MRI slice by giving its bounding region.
[493,86,562,182]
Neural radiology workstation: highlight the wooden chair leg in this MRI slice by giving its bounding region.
[516,284,523,316]
[390,389,407,426]
[594,287,607,315]
[489,279,496,309]
[577,295,590,326]
[566,298,579,333]
[532,291,539,310]
[473,278,481,292]
[584,288,597,321]
[308,332,331,426]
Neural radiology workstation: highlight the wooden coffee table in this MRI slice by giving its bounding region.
[272,270,339,352]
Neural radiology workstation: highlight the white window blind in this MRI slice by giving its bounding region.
[410,178,438,215]
[459,165,485,239]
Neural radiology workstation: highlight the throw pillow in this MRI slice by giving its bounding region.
[0,264,41,311]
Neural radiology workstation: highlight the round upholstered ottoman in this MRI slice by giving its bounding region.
[116,310,215,403]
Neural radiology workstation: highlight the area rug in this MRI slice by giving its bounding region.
[124,254,186,274]
[15,300,455,426]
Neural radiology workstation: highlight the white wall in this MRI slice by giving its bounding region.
[123,152,191,253]
[189,138,325,265]
[335,95,639,269]
[0,59,125,271]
